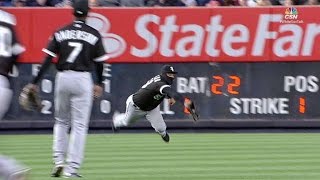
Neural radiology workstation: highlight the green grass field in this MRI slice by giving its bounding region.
[1,133,320,180]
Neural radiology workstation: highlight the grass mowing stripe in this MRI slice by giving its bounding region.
[13,154,320,163]
[1,133,320,180]
[3,141,319,147]
[6,148,320,155]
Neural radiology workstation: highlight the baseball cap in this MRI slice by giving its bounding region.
[73,0,90,17]
[161,65,178,74]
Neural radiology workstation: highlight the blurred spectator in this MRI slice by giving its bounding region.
[225,0,239,5]
[0,0,13,6]
[238,0,248,6]
[150,0,186,6]
[98,0,144,6]
[181,0,197,6]
[283,0,299,5]
[196,0,209,5]
[98,0,120,6]
[305,0,320,4]
[13,0,63,6]
[57,0,99,7]
[256,0,271,5]
[145,0,157,6]
[205,0,240,6]
[283,0,292,5]
[269,0,282,5]
[247,0,258,6]
[55,0,72,7]
[205,0,224,6]
[2,0,320,10]
[121,0,144,6]
[89,0,98,6]
[12,0,25,6]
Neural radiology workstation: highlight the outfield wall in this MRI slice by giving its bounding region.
[1,7,320,130]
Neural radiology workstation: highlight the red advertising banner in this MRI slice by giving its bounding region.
[4,7,320,63]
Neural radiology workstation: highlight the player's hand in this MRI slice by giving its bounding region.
[28,83,39,92]
[19,83,42,111]
[184,98,199,122]
[93,85,103,99]
[184,98,192,109]
[169,98,176,105]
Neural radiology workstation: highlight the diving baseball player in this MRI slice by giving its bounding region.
[0,10,25,120]
[112,65,195,143]
[28,0,108,177]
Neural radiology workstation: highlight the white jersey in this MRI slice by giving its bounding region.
[0,10,25,76]
[0,10,24,120]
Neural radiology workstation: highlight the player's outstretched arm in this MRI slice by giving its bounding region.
[19,55,52,112]
[162,87,189,108]
[32,55,53,85]
[93,62,104,99]
[162,87,199,122]
[18,55,53,111]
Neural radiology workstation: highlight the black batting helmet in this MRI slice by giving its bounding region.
[73,0,90,17]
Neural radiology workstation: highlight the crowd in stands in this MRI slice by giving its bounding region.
[0,0,319,7]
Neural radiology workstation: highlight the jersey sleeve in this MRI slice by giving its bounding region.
[11,26,25,56]
[42,35,58,57]
[159,84,171,95]
[93,33,109,62]
[162,87,185,104]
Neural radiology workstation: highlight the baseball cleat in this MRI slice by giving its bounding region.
[9,168,31,180]
[51,165,64,177]
[111,121,119,133]
[111,111,120,133]
[161,132,170,143]
[63,172,82,178]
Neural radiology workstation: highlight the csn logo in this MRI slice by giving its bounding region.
[284,7,298,20]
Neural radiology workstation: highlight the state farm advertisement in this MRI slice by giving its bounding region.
[5,7,320,63]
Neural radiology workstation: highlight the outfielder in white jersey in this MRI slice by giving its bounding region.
[0,9,29,180]
[0,10,25,120]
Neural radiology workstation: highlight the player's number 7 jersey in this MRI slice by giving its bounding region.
[43,20,107,72]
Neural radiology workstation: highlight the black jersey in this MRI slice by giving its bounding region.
[0,10,25,76]
[43,20,107,72]
[133,75,171,111]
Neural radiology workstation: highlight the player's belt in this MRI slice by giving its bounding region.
[58,69,87,72]
[133,104,139,109]
[0,73,8,78]
[132,103,141,110]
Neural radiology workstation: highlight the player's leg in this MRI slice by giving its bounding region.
[52,72,71,177]
[0,76,13,120]
[112,95,146,129]
[145,106,169,142]
[64,72,93,176]
[0,88,13,120]
[0,155,30,180]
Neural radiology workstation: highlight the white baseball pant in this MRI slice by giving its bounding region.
[0,155,30,180]
[52,71,93,174]
[113,95,167,136]
[0,75,12,120]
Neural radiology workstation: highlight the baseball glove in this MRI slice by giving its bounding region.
[188,101,199,122]
[19,84,42,111]
[185,99,199,122]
